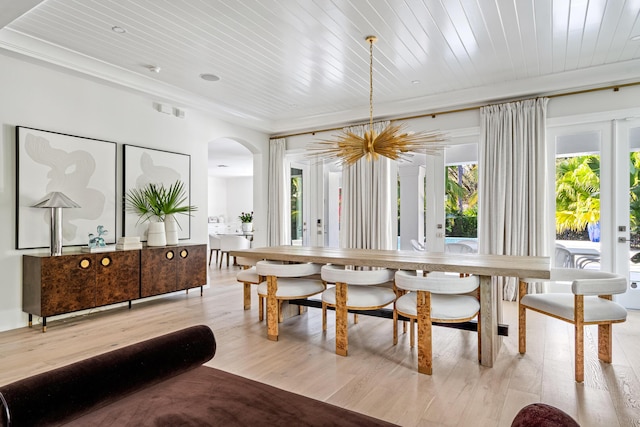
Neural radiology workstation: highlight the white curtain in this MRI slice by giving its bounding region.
[478,98,549,300]
[267,138,289,246]
[340,121,396,250]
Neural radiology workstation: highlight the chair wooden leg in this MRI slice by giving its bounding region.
[243,283,251,310]
[518,280,527,354]
[393,306,398,345]
[410,319,415,348]
[416,290,432,375]
[259,296,264,321]
[598,323,613,363]
[208,249,213,266]
[335,282,348,357]
[322,302,327,332]
[575,295,584,382]
[278,300,284,323]
[354,313,358,324]
[266,276,278,341]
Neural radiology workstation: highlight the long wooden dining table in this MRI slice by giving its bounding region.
[230,245,551,369]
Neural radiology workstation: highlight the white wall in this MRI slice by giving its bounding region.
[207,176,228,220]
[226,176,253,224]
[207,175,253,225]
[0,51,269,332]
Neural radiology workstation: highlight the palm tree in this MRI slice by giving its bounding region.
[555,155,600,233]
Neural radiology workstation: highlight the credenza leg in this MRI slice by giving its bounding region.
[42,317,47,333]
[28,313,32,327]
[128,301,132,309]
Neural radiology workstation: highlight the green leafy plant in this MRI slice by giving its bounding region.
[239,211,253,223]
[125,180,197,226]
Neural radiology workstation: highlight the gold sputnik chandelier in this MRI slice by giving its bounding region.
[308,35,446,166]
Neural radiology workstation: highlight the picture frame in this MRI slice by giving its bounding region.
[16,126,117,249]
[123,145,192,241]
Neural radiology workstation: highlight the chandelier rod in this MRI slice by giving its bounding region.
[367,35,376,133]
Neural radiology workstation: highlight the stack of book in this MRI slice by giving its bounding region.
[116,236,142,250]
[81,244,116,253]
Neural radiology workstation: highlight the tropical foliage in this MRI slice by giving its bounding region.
[555,155,600,233]
[125,180,196,225]
[445,164,478,237]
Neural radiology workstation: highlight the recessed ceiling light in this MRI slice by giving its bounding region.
[217,164,229,168]
[200,73,220,82]
[111,26,126,34]
[147,65,161,73]
[631,35,640,41]
[412,80,421,85]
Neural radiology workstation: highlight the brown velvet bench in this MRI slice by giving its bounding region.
[0,325,397,426]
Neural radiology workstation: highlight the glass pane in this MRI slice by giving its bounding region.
[445,164,478,241]
[291,167,303,245]
[629,128,640,288]
[555,131,601,270]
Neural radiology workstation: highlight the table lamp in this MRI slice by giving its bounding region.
[32,191,81,256]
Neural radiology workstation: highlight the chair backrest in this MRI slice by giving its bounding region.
[554,246,572,268]
[395,270,479,294]
[235,256,257,267]
[549,268,627,296]
[455,239,478,252]
[410,239,424,251]
[256,260,321,277]
[209,234,221,250]
[220,235,250,251]
[321,264,394,285]
[445,243,475,254]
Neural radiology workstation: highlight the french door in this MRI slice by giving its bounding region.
[548,119,640,308]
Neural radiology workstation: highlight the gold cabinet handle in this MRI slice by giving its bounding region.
[79,258,91,269]
[166,250,174,260]
[101,256,111,267]
[180,249,188,258]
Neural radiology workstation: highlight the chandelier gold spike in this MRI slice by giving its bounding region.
[307,35,447,165]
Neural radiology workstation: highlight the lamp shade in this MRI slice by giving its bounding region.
[32,191,80,256]
[32,192,81,209]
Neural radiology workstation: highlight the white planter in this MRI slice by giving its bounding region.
[165,214,179,245]
[147,221,166,246]
[241,222,253,232]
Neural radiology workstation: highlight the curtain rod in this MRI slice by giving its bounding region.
[271,81,640,140]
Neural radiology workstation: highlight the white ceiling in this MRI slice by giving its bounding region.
[2,0,640,175]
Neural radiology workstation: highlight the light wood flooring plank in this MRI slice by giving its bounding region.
[0,265,639,427]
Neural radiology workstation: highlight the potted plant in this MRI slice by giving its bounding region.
[239,211,253,232]
[125,180,197,245]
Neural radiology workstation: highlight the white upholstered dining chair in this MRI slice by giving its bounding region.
[394,270,480,375]
[445,242,475,253]
[255,260,325,341]
[236,256,261,310]
[218,235,250,268]
[320,265,396,356]
[519,268,627,382]
[208,234,221,266]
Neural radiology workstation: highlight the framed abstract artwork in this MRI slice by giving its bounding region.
[123,145,191,241]
[16,126,117,249]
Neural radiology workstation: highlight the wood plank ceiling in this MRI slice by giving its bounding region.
[1,0,640,134]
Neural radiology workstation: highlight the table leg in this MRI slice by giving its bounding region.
[243,283,251,310]
[479,275,499,367]
[335,282,348,356]
[267,275,278,341]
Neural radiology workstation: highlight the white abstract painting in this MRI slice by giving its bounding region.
[123,145,191,240]
[16,127,117,249]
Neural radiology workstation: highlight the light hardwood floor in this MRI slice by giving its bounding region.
[1,265,639,426]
